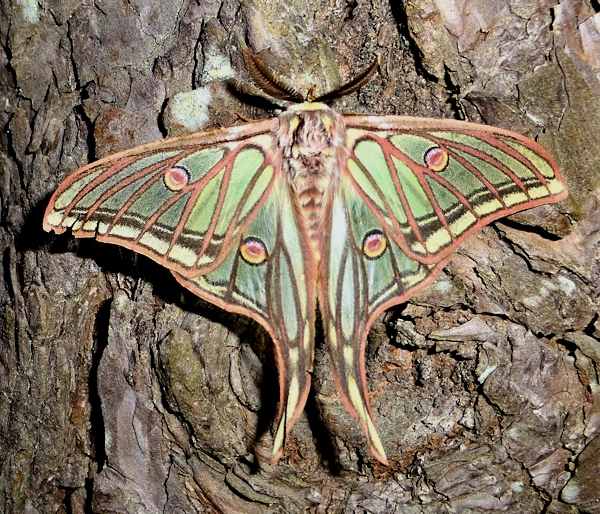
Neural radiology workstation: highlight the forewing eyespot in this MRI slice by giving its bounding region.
[423,146,449,172]
[164,166,190,191]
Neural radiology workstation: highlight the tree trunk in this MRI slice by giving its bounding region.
[1,0,599,512]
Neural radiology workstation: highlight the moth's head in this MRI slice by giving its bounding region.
[285,101,331,112]
[244,49,379,106]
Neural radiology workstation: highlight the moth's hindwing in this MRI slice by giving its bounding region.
[327,118,567,463]
[174,177,316,464]
[322,175,450,465]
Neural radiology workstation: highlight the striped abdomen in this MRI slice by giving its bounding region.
[277,102,347,260]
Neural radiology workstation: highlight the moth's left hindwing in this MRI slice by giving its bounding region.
[321,180,450,464]
[320,116,568,465]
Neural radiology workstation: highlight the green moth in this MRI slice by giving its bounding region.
[43,51,568,465]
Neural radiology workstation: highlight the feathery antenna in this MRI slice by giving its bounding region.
[244,49,379,104]
[244,49,305,103]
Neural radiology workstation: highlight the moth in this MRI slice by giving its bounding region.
[43,51,568,465]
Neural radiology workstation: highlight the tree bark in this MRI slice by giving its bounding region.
[1,0,599,512]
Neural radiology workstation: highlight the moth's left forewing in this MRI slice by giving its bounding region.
[343,115,567,266]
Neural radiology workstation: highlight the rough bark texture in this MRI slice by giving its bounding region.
[1,0,599,512]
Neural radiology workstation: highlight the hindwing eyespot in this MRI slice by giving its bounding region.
[240,237,268,265]
[362,230,387,259]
